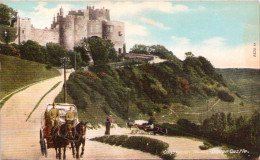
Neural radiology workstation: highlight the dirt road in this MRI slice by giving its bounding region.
[0,74,158,159]
[0,72,226,159]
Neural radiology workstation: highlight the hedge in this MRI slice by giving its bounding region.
[91,135,176,160]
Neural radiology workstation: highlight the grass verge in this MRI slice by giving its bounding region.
[0,54,60,99]
[91,135,176,160]
[25,81,62,122]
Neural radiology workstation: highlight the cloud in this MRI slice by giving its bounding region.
[168,35,259,68]
[24,2,74,28]
[95,2,189,19]
[124,21,148,37]
[140,17,170,30]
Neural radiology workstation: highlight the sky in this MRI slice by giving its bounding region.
[3,1,259,68]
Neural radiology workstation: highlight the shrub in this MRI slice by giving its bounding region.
[217,90,234,102]
[91,135,171,158]
[160,151,176,160]
[45,64,52,70]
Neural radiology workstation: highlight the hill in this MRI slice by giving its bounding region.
[0,54,60,99]
[216,68,260,105]
[54,56,258,126]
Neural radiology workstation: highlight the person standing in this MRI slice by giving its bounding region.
[105,115,114,135]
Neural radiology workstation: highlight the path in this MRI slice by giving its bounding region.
[0,73,158,159]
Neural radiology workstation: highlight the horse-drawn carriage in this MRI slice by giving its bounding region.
[129,120,168,135]
[40,103,83,158]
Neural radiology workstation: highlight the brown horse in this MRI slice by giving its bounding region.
[71,121,87,159]
[51,124,74,159]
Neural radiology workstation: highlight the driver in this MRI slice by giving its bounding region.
[65,106,76,129]
[49,102,60,127]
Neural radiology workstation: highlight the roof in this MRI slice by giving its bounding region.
[46,103,77,112]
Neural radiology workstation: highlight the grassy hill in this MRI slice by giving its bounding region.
[216,68,260,105]
[0,54,60,99]
[54,56,259,126]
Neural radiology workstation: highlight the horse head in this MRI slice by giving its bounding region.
[78,121,87,136]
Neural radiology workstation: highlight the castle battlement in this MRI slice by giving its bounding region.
[15,6,125,53]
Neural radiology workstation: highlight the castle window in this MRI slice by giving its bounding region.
[118,31,122,36]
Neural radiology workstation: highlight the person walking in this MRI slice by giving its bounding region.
[105,115,114,135]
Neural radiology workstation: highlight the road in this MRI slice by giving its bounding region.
[0,72,227,159]
[0,74,158,159]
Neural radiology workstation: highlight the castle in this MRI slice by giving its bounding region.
[15,6,125,53]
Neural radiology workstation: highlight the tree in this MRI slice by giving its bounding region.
[0,44,20,57]
[74,45,90,65]
[0,25,17,44]
[83,37,119,65]
[46,42,67,66]
[123,43,126,54]
[185,52,194,58]
[68,51,86,70]
[0,4,17,26]
[130,44,149,54]
[20,40,47,63]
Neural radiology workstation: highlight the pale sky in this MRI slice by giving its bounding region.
[3,1,260,68]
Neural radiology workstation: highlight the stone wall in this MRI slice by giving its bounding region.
[87,20,103,38]
[30,28,59,45]
[104,21,125,53]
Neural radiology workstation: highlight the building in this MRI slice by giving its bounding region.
[15,6,125,53]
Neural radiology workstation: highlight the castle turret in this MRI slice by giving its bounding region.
[60,7,64,17]
[59,15,75,50]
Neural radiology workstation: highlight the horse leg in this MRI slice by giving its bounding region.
[59,146,61,160]
[80,139,85,158]
[63,145,66,160]
[71,142,75,158]
[76,143,80,159]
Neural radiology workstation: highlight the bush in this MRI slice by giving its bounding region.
[45,64,52,70]
[217,90,234,102]
[91,135,172,158]
[160,151,176,160]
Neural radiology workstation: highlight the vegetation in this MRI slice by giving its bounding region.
[0,4,17,44]
[91,135,176,160]
[0,4,17,26]
[129,44,179,61]
[83,37,120,65]
[158,112,260,159]
[0,54,60,98]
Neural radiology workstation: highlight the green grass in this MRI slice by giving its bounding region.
[0,54,60,99]
[26,81,62,122]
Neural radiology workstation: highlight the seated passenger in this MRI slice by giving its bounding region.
[65,106,76,129]
[49,103,60,127]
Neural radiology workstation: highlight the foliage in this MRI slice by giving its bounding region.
[83,37,119,65]
[130,44,150,54]
[73,45,90,65]
[20,40,47,63]
[0,4,17,26]
[91,135,175,159]
[217,90,234,102]
[0,44,20,57]
[0,25,17,44]
[185,52,194,58]
[46,42,68,66]
[68,51,86,70]
[129,44,179,61]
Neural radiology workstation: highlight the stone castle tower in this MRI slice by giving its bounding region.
[16,6,125,53]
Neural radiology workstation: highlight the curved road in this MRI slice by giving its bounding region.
[0,74,158,159]
[0,73,227,159]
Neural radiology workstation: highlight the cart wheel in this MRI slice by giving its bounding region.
[44,138,48,157]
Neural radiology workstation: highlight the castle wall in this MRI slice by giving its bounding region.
[74,16,88,47]
[60,15,75,50]
[18,18,31,43]
[87,20,103,38]
[104,21,125,53]
[30,28,59,45]
[16,7,124,53]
